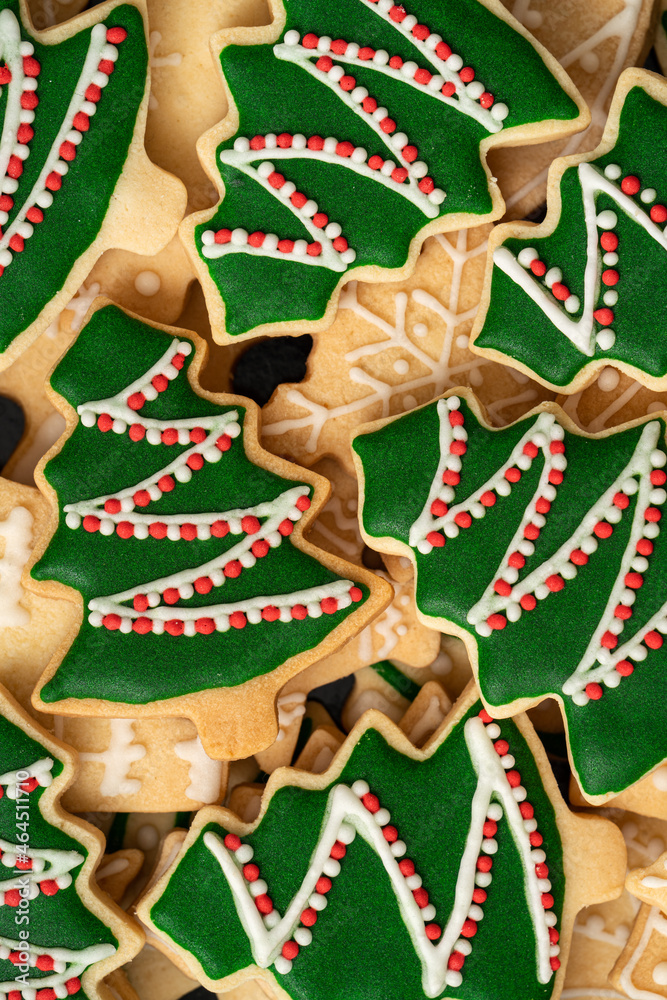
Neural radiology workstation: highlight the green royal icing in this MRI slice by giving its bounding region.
[0,1,147,357]
[148,702,564,1000]
[196,0,579,336]
[474,84,667,388]
[353,396,667,798]
[0,708,117,1000]
[32,305,369,706]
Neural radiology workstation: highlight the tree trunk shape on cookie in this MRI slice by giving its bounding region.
[184,0,587,340]
[352,390,667,801]
[30,304,380,759]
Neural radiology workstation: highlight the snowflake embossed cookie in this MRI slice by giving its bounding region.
[182,0,588,342]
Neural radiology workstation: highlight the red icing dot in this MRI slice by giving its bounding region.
[585,682,603,700]
[252,539,270,558]
[292,604,308,620]
[614,604,632,620]
[435,41,452,60]
[646,506,662,522]
[602,268,619,286]
[460,918,478,938]
[520,594,537,611]
[241,515,260,535]
[133,617,152,634]
[548,470,563,485]
[494,739,509,756]
[426,924,442,941]
[459,66,475,82]
[621,175,640,195]
[418,177,435,193]
[340,75,356,92]
[261,605,279,623]
[107,26,128,43]
[161,428,178,445]
[645,630,663,649]
[530,259,547,277]
[331,39,348,54]
[103,614,122,631]
[569,549,588,566]
[389,4,407,21]
[536,497,551,514]
[479,92,494,108]
[505,467,521,483]
[8,233,24,252]
[301,907,317,926]
[519,802,534,819]
[413,887,429,908]
[546,574,564,592]
[509,551,525,568]
[23,56,40,77]
[186,453,204,471]
[478,708,493,723]
[506,770,521,788]
[330,841,346,860]
[211,520,229,537]
[454,511,472,528]
[448,951,465,970]
[524,524,540,540]
[368,154,383,171]
[104,498,121,514]
[593,307,614,326]
[359,46,375,60]
[230,611,247,629]
[480,491,496,507]
[487,613,507,630]
[302,33,318,48]
[59,140,77,161]
[20,91,38,110]
[600,231,618,251]
[594,521,613,539]
[650,204,667,224]
[550,957,561,972]
[651,470,667,485]
[85,83,102,103]
[541,893,555,909]
[350,586,363,602]
[442,470,460,485]
[215,228,232,244]
[282,941,299,960]
[279,519,294,536]
[441,81,456,97]
[426,531,445,548]
[529,831,543,846]
[362,792,380,813]
[431,498,448,517]
[224,560,242,579]
[637,537,654,555]
[412,24,430,40]
[255,893,273,914]
[116,522,134,539]
[473,887,488,903]
[17,123,33,144]
[224,833,241,850]
[243,863,260,882]
[248,232,265,248]
[414,68,431,85]
[321,596,338,614]
[494,579,512,597]
[195,577,213,595]
[380,117,396,134]
[399,859,415,877]
[625,571,644,589]
[83,515,100,533]
[616,659,634,676]
[316,876,332,894]
[601,631,618,649]
[383,825,398,842]
[216,433,232,451]
[551,282,570,301]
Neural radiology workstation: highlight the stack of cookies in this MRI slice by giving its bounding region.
[1,1,667,999]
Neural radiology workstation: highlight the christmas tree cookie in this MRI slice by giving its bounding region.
[137,684,624,1000]
[29,301,390,760]
[182,0,588,343]
[472,69,667,393]
[0,682,142,1000]
[352,390,667,802]
[0,0,186,373]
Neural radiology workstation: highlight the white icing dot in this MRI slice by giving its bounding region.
[134,270,161,296]
[653,963,667,986]
[274,956,292,975]
[596,329,616,350]
[517,247,538,267]
[603,290,618,306]
[604,164,622,180]
[490,102,509,121]
[392,358,409,375]
[236,844,254,863]
[413,323,428,337]
[596,210,617,230]
[597,367,620,392]
[580,52,599,74]
[641,188,657,204]
[523,10,543,29]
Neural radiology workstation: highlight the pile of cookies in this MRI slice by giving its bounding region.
[1,0,667,998]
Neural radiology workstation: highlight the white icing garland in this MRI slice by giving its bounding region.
[0,17,121,269]
[408,400,667,706]
[0,837,82,904]
[0,757,53,799]
[355,0,507,131]
[204,715,555,994]
[0,937,115,998]
[493,163,667,356]
[63,340,360,636]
